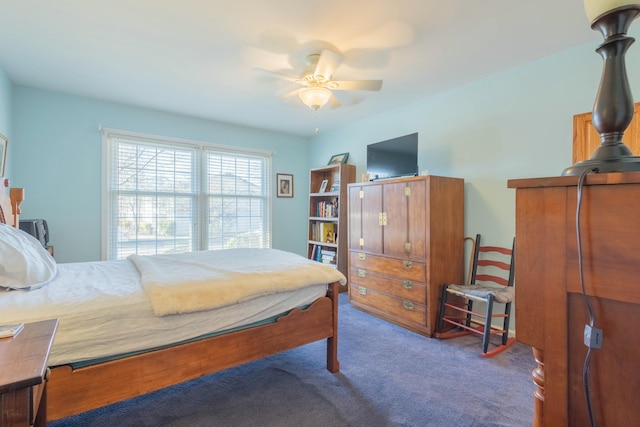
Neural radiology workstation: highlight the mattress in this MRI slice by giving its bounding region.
[0,259,327,366]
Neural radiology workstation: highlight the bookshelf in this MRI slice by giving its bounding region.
[307,163,355,279]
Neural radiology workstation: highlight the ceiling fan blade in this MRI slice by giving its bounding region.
[328,94,342,109]
[280,88,301,99]
[331,80,383,91]
[252,68,301,84]
[314,50,343,82]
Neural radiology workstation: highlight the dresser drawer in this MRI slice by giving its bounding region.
[350,251,425,282]
[350,284,426,325]
[349,267,426,302]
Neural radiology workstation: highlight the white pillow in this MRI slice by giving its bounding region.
[0,223,57,290]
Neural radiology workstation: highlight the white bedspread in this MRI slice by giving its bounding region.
[129,248,346,316]
[0,258,332,366]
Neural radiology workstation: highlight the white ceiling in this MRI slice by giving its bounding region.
[0,1,597,137]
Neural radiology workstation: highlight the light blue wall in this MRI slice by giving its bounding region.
[309,38,640,251]
[11,87,310,262]
[10,33,640,265]
[0,66,11,175]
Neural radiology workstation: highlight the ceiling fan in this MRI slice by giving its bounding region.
[254,49,383,111]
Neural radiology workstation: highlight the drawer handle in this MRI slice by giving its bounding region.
[358,286,367,295]
[403,280,413,289]
[358,252,366,260]
[358,269,366,278]
[403,300,414,310]
[403,260,413,268]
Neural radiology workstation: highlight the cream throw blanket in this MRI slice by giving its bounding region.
[128,248,346,316]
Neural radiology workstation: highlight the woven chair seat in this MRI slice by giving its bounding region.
[447,284,515,304]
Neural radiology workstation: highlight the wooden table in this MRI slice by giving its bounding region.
[508,172,640,426]
[0,319,58,427]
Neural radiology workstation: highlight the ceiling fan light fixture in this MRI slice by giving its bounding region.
[299,86,331,111]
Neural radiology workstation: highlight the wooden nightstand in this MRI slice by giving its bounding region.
[0,319,58,427]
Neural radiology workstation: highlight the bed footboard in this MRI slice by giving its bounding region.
[47,281,340,421]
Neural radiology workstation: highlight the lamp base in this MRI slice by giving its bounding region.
[562,156,640,175]
[565,5,640,177]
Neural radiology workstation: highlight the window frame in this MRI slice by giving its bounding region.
[101,127,272,260]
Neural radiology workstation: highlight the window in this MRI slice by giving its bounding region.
[102,128,271,260]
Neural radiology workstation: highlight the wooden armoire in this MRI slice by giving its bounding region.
[347,175,464,337]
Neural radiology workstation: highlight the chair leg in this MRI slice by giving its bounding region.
[501,301,512,345]
[482,295,494,354]
[437,284,449,333]
[465,299,474,327]
[435,286,477,340]
[481,300,516,358]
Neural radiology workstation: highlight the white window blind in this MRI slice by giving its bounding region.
[103,129,271,260]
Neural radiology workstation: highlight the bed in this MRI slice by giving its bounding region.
[0,178,345,421]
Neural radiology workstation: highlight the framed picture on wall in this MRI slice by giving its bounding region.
[276,173,294,198]
[0,134,7,177]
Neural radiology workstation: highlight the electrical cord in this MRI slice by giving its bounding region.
[576,166,599,427]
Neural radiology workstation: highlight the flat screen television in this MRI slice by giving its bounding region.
[366,132,418,180]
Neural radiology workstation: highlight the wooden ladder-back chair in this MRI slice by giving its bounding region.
[435,234,516,358]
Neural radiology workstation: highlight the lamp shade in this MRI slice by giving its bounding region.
[299,86,332,110]
[584,0,640,21]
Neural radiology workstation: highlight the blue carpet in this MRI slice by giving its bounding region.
[51,293,534,426]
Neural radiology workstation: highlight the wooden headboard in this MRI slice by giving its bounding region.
[0,177,24,227]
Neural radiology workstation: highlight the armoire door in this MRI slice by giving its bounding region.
[382,180,426,260]
[348,184,383,253]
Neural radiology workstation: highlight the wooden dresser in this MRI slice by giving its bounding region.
[508,173,640,426]
[347,175,464,336]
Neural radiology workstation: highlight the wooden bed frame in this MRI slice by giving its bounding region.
[0,179,341,422]
[48,282,340,420]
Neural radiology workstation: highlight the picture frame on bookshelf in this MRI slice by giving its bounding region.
[276,173,293,198]
[319,179,328,193]
[329,180,340,192]
[327,152,349,165]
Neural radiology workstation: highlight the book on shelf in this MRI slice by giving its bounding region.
[321,259,337,268]
[320,247,336,265]
[316,199,339,218]
[311,222,332,241]
[309,243,337,266]
[320,250,336,261]
[0,322,24,339]
[319,223,336,244]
